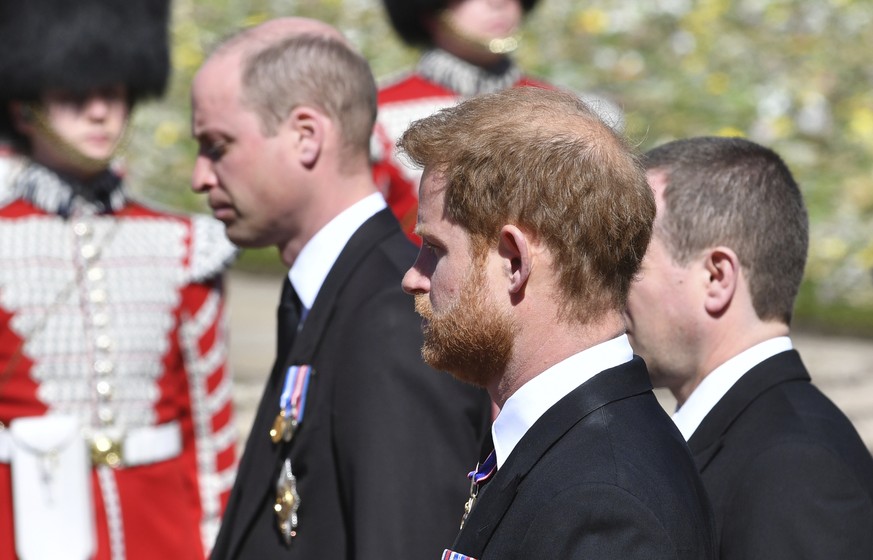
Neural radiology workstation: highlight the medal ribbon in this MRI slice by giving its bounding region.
[467,450,497,486]
[280,365,313,423]
[460,450,497,530]
[441,550,478,560]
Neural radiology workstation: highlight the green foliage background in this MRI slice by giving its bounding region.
[124,0,873,334]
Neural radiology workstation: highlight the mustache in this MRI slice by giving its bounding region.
[414,294,434,322]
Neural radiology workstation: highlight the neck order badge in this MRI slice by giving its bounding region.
[460,450,497,529]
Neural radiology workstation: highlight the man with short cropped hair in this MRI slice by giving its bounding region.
[192,17,491,560]
[627,136,873,559]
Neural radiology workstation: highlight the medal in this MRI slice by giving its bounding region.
[268,365,313,544]
[269,365,313,444]
[274,458,301,545]
[460,451,496,529]
[282,412,298,442]
[461,477,478,530]
[270,410,288,444]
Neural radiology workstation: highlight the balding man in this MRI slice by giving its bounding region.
[191,18,491,560]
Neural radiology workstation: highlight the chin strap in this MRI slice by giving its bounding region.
[438,11,520,55]
[23,102,131,176]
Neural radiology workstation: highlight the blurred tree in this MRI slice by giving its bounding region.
[124,0,873,329]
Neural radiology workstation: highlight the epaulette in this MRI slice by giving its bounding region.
[188,214,238,283]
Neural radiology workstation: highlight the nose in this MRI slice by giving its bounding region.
[402,252,431,295]
[84,99,109,121]
[191,155,217,193]
[82,93,118,121]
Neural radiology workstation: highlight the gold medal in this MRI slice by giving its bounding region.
[274,458,301,545]
[460,452,496,529]
[282,412,299,443]
[460,474,478,529]
[272,365,313,445]
[270,410,288,444]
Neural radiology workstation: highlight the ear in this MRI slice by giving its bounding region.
[497,225,532,296]
[287,106,324,168]
[703,247,740,316]
[9,101,35,136]
[422,11,441,36]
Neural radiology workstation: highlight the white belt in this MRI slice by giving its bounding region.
[0,420,182,468]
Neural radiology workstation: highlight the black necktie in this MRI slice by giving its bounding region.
[276,278,302,363]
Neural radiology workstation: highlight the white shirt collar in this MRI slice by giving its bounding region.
[288,193,387,314]
[491,334,634,469]
[672,336,793,441]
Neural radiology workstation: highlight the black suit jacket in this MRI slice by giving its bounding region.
[688,349,873,559]
[451,357,717,560]
[211,209,492,560]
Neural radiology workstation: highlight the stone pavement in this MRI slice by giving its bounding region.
[226,271,873,451]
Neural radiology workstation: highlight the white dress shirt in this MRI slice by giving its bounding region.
[288,192,387,318]
[672,336,794,441]
[492,335,635,469]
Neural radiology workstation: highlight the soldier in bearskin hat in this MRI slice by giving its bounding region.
[0,1,238,559]
[372,0,620,242]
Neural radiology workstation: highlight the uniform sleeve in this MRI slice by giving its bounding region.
[720,442,873,560]
[178,277,237,555]
[178,217,239,554]
[332,286,492,560]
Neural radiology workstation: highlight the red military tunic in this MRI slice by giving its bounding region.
[0,159,238,559]
[372,49,552,243]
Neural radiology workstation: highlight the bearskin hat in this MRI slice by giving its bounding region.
[0,0,171,103]
[383,0,539,47]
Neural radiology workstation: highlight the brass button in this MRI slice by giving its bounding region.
[96,380,112,397]
[94,359,114,374]
[89,288,107,303]
[87,267,105,282]
[73,222,93,237]
[92,312,109,327]
[80,244,99,260]
[96,334,112,350]
[98,407,114,423]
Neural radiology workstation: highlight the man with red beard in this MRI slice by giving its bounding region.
[399,87,717,560]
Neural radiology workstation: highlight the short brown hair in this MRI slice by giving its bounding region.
[398,86,655,321]
[239,33,377,163]
[644,136,808,324]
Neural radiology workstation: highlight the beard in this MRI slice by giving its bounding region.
[413,265,514,388]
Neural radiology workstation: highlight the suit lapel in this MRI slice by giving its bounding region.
[223,210,400,558]
[453,358,653,556]
[688,350,810,470]
[222,320,296,557]
[285,209,399,365]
